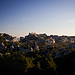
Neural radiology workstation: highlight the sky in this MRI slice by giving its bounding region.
[0,0,75,37]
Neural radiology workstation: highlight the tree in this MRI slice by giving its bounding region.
[25,57,34,72]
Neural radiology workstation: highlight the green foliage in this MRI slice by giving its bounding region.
[37,61,41,69]
[25,57,34,72]
[0,36,5,42]
[46,54,56,70]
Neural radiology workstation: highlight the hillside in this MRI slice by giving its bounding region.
[0,33,75,75]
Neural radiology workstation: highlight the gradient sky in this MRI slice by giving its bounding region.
[0,0,75,37]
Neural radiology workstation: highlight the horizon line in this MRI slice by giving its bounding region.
[0,32,75,38]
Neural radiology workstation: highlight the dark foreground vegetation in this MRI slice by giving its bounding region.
[0,51,75,75]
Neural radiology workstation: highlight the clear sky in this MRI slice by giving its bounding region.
[0,0,75,37]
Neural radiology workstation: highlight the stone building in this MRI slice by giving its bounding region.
[62,37,68,42]
[70,38,75,43]
[45,37,55,46]
[12,37,19,42]
[29,32,38,37]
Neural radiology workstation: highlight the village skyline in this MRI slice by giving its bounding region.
[0,32,75,38]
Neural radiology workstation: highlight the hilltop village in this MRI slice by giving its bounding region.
[0,32,75,58]
[0,32,75,52]
[0,33,75,75]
